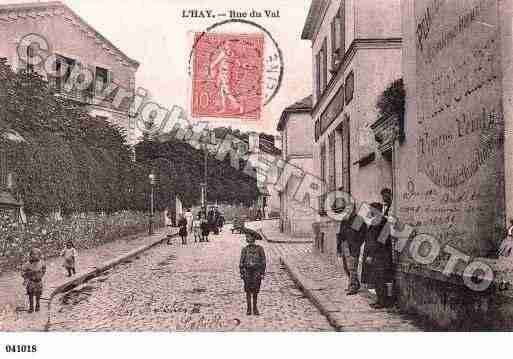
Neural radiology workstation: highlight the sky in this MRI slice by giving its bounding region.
[1,0,313,135]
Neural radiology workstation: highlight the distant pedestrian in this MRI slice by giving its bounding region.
[208,207,219,235]
[193,212,202,242]
[62,240,77,277]
[239,232,266,315]
[184,208,194,241]
[217,212,225,232]
[178,215,188,245]
[21,248,46,313]
[508,218,513,238]
[200,213,210,242]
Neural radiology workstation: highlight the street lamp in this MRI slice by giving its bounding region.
[148,172,155,235]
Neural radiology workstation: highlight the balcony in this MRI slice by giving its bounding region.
[370,113,404,160]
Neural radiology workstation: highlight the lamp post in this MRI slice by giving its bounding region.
[148,172,155,235]
[199,122,210,216]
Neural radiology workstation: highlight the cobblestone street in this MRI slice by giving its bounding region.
[48,225,333,331]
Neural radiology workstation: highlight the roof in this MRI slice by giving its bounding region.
[276,95,312,131]
[301,0,329,40]
[259,138,281,156]
[0,1,139,68]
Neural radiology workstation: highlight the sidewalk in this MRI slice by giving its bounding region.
[0,228,173,331]
[246,219,312,243]
[251,220,423,331]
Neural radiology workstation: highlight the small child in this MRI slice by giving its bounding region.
[21,248,46,313]
[239,232,266,316]
[178,215,188,245]
[62,241,77,277]
[193,213,201,243]
[200,213,210,242]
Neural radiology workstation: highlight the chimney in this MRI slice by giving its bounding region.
[274,135,282,151]
[248,131,259,153]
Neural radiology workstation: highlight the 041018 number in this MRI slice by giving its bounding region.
[5,345,37,353]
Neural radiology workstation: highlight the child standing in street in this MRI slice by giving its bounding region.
[200,212,210,242]
[239,232,266,316]
[62,241,77,277]
[178,214,188,245]
[21,248,46,313]
[193,212,201,243]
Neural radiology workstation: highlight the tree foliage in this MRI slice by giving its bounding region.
[1,60,135,215]
[1,59,259,216]
[376,78,405,119]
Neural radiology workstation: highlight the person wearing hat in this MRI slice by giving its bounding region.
[337,197,366,295]
[239,231,266,315]
[362,201,394,309]
[21,248,47,313]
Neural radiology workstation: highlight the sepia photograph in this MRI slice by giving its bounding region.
[0,0,512,357]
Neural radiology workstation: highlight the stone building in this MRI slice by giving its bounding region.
[301,0,402,259]
[276,95,316,236]
[247,132,281,218]
[0,1,139,143]
[396,0,513,329]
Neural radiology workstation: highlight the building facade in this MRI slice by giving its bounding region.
[0,1,139,143]
[247,132,281,218]
[396,0,513,329]
[277,95,316,237]
[302,0,402,259]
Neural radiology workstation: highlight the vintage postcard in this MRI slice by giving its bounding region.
[0,0,512,357]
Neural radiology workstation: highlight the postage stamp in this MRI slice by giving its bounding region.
[191,32,264,120]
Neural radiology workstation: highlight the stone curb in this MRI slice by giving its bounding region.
[43,229,178,331]
[257,229,313,244]
[278,254,345,331]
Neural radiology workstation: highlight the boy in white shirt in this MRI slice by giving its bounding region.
[62,241,77,277]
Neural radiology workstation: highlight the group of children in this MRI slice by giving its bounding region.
[177,211,211,245]
[21,241,77,313]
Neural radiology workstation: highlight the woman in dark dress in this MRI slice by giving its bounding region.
[362,202,394,309]
[239,232,266,315]
[200,212,210,242]
[178,215,188,245]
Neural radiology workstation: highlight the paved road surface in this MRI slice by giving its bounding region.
[49,226,332,331]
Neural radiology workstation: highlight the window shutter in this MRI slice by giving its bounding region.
[328,133,336,191]
[315,52,321,101]
[341,117,351,193]
[338,4,345,56]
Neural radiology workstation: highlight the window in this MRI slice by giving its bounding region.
[321,39,327,92]
[338,116,351,194]
[319,143,327,215]
[95,66,109,94]
[26,44,36,72]
[315,39,328,103]
[315,52,321,101]
[345,70,355,105]
[330,6,345,72]
[328,132,336,191]
[53,55,75,92]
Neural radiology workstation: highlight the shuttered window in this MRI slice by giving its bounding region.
[319,143,327,215]
[328,132,336,191]
[338,116,351,194]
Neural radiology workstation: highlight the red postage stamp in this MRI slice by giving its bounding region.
[191,32,264,120]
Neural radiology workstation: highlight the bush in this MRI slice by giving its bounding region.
[0,210,162,272]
